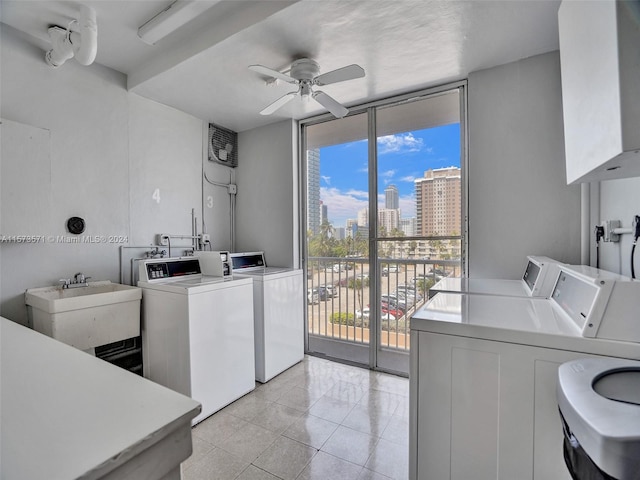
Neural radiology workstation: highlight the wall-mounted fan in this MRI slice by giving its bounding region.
[208,123,238,167]
[249,58,365,118]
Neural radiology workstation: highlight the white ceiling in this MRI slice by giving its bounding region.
[0,0,561,132]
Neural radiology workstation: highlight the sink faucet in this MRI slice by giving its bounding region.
[59,272,91,289]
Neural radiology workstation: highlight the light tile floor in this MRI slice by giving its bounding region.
[183,355,409,480]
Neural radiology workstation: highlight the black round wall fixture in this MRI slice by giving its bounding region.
[67,217,85,235]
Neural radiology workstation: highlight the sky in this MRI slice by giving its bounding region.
[319,123,461,229]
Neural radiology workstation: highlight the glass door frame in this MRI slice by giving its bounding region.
[299,80,468,375]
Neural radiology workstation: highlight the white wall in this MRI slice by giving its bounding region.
[235,120,300,268]
[0,26,209,324]
[597,177,640,277]
[467,52,582,279]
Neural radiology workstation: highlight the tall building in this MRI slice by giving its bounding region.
[415,167,461,236]
[334,227,345,240]
[385,184,399,210]
[307,148,321,235]
[378,208,400,234]
[357,207,368,227]
[400,217,417,237]
[345,219,358,238]
[320,201,328,225]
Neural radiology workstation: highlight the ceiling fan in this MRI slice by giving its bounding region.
[249,58,365,118]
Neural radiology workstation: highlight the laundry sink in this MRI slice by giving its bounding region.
[25,281,142,351]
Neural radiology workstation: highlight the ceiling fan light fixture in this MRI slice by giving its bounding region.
[138,0,220,45]
[249,58,365,119]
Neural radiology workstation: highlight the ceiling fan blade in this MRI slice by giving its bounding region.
[312,91,349,118]
[259,91,298,115]
[314,64,365,86]
[249,64,298,84]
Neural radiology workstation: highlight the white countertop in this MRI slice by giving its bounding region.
[0,317,201,480]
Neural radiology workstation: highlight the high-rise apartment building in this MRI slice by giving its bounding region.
[320,201,328,225]
[384,184,399,210]
[400,217,417,237]
[378,208,400,234]
[357,207,368,227]
[307,148,321,235]
[415,167,461,236]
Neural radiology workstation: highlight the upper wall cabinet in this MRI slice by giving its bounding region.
[559,0,640,184]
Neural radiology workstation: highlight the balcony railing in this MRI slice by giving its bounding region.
[306,256,462,352]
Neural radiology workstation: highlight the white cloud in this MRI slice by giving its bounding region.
[321,187,369,226]
[321,175,331,185]
[400,175,417,182]
[377,133,424,155]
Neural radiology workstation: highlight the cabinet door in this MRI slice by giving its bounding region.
[412,331,601,480]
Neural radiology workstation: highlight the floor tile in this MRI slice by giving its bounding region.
[275,385,324,412]
[282,413,339,449]
[192,411,250,447]
[357,390,404,416]
[341,403,394,437]
[381,414,409,446]
[370,373,410,396]
[357,468,394,480]
[218,422,279,463]
[324,380,368,404]
[182,434,215,472]
[182,447,249,480]
[365,438,409,480]
[250,402,305,434]
[254,436,317,480]
[183,356,409,480]
[296,451,363,480]
[321,425,379,466]
[222,393,274,422]
[235,465,281,480]
[307,395,355,424]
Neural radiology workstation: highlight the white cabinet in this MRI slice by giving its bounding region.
[559,0,640,184]
[410,330,597,480]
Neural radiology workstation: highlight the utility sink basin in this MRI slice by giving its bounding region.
[25,281,142,351]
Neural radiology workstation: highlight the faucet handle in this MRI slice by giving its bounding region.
[74,272,85,283]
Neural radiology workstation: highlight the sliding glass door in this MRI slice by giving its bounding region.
[303,84,465,375]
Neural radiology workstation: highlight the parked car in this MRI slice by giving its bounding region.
[312,287,328,301]
[382,265,401,276]
[307,289,319,304]
[319,284,337,298]
[380,295,407,312]
[381,303,404,319]
[412,273,442,285]
[356,306,396,321]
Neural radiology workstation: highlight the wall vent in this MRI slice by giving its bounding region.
[208,123,238,167]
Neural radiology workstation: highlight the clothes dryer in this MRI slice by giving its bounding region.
[230,252,304,383]
[429,255,564,298]
[409,264,640,480]
[138,257,255,425]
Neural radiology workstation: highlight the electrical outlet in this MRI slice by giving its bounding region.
[157,234,169,246]
[602,220,621,242]
[200,234,210,244]
[228,184,237,195]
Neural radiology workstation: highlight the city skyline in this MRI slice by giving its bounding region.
[313,123,461,230]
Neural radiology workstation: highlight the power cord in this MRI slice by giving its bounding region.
[632,215,640,279]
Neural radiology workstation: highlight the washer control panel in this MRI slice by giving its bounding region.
[139,258,201,283]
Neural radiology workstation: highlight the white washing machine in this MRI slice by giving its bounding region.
[409,264,640,480]
[230,252,304,383]
[429,255,564,298]
[138,257,255,425]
